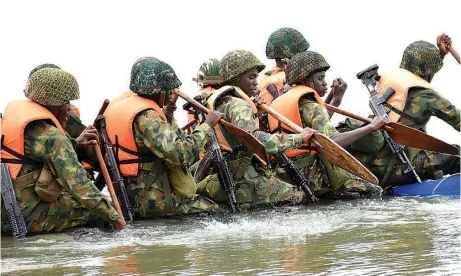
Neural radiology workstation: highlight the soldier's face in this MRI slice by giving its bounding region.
[46,102,71,123]
[238,69,260,97]
[308,71,328,96]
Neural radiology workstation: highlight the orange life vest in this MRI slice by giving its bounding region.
[268,85,324,157]
[376,68,433,123]
[1,100,64,179]
[206,86,258,153]
[104,91,166,177]
[258,67,286,105]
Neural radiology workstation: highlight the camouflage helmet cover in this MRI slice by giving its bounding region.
[194,58,222,85]
[286,51,330,85]
[400,40,443,79]
[29,63,61,78]
[25,68,80,106]
[130,57,182,95]
[219,50,265,85]
[266,27,310,59]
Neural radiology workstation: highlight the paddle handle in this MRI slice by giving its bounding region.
[325,104,394,132]
[95,146,126,224]
[181,119,198,131]
[450,47,461,64]
[174,89,210,115]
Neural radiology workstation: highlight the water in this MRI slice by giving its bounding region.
[1,197,460,275]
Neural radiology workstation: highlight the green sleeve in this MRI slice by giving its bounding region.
[24,120,119,222]
[134,109,213,166]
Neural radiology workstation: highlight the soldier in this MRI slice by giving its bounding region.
[196,50,318,209]
[28,64,98,180]
[339,36,460,187]
[103,57,221,218]
[1,68,124,235]
[268,51,384,199]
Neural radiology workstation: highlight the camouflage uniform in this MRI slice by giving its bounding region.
[197,50,307,208]
[341,41,460,188]
[1,68,119,235]
[281,51,382,197]
[123,57,219,218]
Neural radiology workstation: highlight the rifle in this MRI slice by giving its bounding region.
[357,64,421,183]
[276,152,318,203]
[324,104,458,155]
[1,163,28,238]
[183,92,239,212]
[209,132,239,213]
[94,100,133,222]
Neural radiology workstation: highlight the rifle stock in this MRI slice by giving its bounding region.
[174,89,269,165]
[257,103,379,185]
[325,104,458,155]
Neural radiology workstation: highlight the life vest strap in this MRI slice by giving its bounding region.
[1,136,40,166]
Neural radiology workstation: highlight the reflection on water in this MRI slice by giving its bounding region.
[1,197,460,275]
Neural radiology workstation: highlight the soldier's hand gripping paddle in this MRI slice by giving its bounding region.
[257,103,379,185]
[174,89,269,165]
[325,104,459,155]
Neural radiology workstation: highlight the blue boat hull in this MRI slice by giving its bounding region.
[386,173,460,197]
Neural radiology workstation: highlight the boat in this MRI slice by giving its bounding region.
[386,173,460,197]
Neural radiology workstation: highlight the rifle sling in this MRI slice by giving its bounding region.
[384,103,425,129]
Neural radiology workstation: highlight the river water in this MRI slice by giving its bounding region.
[1,197,460,275]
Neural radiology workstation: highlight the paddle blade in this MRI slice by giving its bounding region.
[312,133,379,184]
[220,120,269,165]
[386,123,459,155]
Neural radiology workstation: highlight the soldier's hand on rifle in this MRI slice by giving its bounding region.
[205,110,224,128]
[112,217,126,231]
[251,95,266,106]
[300,127,318,143]
[330,78,348,105]
[76,125,100,147]
[368,116,386,132]
[437,33,452,57]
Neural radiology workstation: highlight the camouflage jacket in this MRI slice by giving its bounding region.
[299,97,339,137]
[396,87,460,131]
[133,109,213,167]
[19,120,119,222]
[216,96,303,155]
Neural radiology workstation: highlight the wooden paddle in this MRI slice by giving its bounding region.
[257,103,379,184]
[325,104,459,155]
[174,89,269,165]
